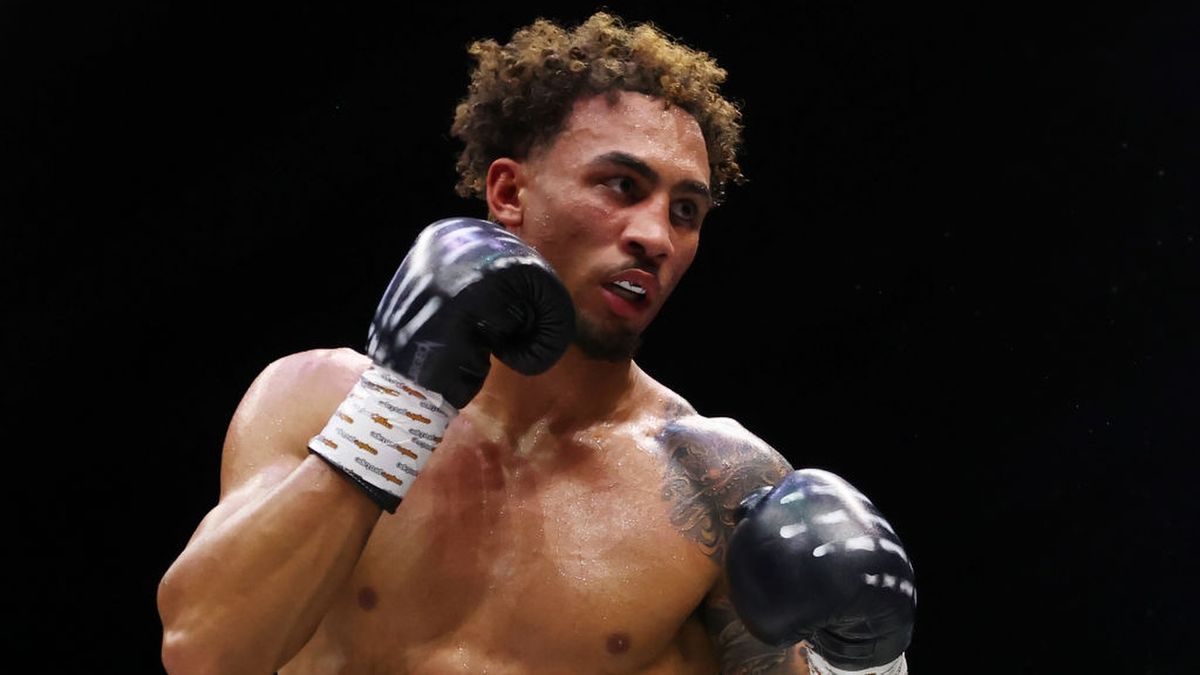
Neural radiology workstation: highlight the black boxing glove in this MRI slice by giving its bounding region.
[366,217,575,407]
[308,218,575,511]
[726,469,916,674]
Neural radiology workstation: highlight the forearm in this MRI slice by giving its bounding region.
[158,455,381,674]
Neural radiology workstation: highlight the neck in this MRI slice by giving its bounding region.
[467,345,645,440]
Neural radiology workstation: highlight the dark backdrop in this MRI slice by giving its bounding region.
[5,1,1196,671]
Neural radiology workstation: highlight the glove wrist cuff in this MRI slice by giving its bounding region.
[805,648,907,675]
[307,363,457,511]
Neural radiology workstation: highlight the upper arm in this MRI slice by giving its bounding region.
[657,415,807,674]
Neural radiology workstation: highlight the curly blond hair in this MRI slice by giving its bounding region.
[451,12,744,204]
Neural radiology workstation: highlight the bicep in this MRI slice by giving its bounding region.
[702,575,809,675]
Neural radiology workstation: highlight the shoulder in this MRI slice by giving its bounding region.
[656,412,794,565]
[220,348,371,495]
[235,346,372,430]
[228,348,371,436]
[633,365,782,466]
[660,413,793,483]
[238,348,372,420]
[258,347,372,392]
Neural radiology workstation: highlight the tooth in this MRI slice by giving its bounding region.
[615,280,645,295]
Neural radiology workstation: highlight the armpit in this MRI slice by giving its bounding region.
[657,416,793,564]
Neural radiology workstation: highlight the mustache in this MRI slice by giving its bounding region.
[606,257,659,277]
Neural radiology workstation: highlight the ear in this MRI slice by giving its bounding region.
[485,158,525,233]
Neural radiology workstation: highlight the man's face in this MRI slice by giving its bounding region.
[501,91,712,361]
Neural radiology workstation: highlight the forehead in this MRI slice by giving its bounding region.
[535,91,710,183]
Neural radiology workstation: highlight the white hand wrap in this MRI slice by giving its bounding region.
[804,648,908,675]
[308,364,457,501]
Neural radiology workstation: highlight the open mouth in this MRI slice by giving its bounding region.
[602,282,650,318]
[607,279,648,303]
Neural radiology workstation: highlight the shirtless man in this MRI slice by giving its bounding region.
[158,14,915,674]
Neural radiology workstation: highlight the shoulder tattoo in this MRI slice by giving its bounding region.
[657,417,792,564]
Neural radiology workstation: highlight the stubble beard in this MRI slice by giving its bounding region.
[573,312,643,362]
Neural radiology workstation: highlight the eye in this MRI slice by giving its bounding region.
[604,175,638,197]
[671,199,702,227]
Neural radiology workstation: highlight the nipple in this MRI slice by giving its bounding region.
[357,586,378,611]
[606,632,632,655]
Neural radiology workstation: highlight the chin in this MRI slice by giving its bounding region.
[573,315,643,362]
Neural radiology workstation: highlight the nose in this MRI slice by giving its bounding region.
[620,197,675,262]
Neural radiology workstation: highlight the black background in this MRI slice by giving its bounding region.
[5,1,1197,672]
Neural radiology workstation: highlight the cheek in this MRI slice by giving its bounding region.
[532,188,606,238]
[534,205,612,264]
[530,235,589,289]
[663,243,699,294]
[522,188,615,281]
[676,239,699,272]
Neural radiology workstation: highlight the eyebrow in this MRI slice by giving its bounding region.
[591,151,712,206]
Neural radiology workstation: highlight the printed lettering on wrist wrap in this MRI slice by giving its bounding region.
[307,364,457,513]
[803,648,907,675]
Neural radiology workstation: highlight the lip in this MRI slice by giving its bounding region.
[605,269,660,306]
[601,284,651,319]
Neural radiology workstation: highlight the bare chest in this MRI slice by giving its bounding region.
[302,415,719,672]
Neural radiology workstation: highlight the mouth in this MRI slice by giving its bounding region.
[608,279,648,302]
[601,282,651,318]
[600,282,648,317]
[599,268,659,319]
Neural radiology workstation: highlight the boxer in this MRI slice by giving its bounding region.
[158,13,915,674]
